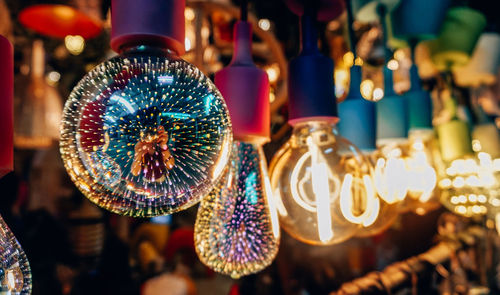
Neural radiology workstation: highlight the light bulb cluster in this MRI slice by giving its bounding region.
[439,152,500,217]
[54,0,500,283]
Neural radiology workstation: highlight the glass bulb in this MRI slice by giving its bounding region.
[372,142,409,205]
[401,131,441,215]
[194,141,279,278]
[350,142,408,237]
[60,45,232,217]
[0,215,32,294]
[269,121,375,245]
[14,40,62,149]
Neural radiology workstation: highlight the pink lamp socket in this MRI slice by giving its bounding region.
[284,0,345,22]
[0,35,13,178]
[215,21,270,145]
[110,0,185,55]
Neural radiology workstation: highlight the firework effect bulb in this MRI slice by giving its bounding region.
[195,141,279,278]
[194,21,279,278]
[0,215,32,294]
[60,0,232,217]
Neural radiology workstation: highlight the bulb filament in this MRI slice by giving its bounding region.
[131,126,175,182]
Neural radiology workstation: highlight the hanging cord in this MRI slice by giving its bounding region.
[376,3,391,64]
[300,1,319,53]
[345,0,357,59]
[240,0,248,21]
[409,38,418,65]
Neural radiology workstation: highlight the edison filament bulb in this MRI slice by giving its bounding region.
[337,65,400,237]
[195,141,279,278]
[269,121,375,245]
[401,131,441,214]
[0,216,32,294]
[60,45,232,216]
[352,147,403,237]
[371,142,409,205]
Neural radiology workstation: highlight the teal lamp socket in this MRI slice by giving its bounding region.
[405,65,433,133]
[376,67,409,144]
[338,65,377,152]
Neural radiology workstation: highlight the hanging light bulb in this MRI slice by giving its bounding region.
[338,66,400,237]
[403,133,440,214]
[373,66,409,206]
[14,40,62,149]
[389,0,452,214]
[337,0,400,237]
[435,94,487,217]
[0,36,32,294]
[60,0,232,217]
[400,57,441,215]
[365,5,409,220]
[195,142,279,278]
[269,8,370,245]
[0,216,32,294]
[270,122,372,245]
[194,18,279,278]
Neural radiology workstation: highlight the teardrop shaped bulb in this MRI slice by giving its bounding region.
[194,141,280,279]
[0,215,32,294]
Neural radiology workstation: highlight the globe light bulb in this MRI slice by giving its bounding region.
[337,64,400,238]
[374,66,410,206]
[194,19,279,278]
[353,64,411,237]
[270,121,373,245]
[60,0,232,217]
[400,63,441,215]
[0,215,32,294]
[194,141,279,279]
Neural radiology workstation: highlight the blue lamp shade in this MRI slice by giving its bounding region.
[376,68,408,144]
[391,0,450,41]
[338,66,376,152]
[287,49,337,124]
[406,65,433,132]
